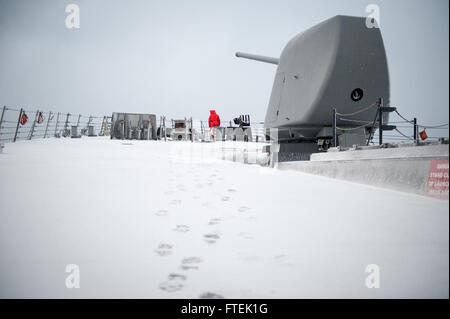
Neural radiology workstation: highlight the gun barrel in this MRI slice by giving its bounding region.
[235,52,279,65]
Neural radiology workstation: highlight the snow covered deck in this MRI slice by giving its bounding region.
[0,137,448,298]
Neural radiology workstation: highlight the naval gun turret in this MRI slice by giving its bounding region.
[237,15,390,160]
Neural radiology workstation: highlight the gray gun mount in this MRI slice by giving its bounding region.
[237,15,390,142]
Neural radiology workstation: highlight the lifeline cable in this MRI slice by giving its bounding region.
[418,123,449,129]
[335,101,378,117]
[338,118,372,124]
[336,122,372,131]
[394,128,414,140]
[394,110,449,128]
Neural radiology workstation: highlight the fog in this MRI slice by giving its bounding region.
[0,0,448,127]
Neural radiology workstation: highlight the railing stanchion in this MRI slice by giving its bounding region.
[28,110,39,140]
[63,113,70,136]
[54,112,60,137]
[99,116,106,136]
[44,111,52,138]
[190,117,194,142]
[0,106,6,136]
[163,116,167,141]
[13,108,23,142]
[87,115,92,128]
[413,118,418,143]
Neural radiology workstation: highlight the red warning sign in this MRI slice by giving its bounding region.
[20,112,28,125]
[37,112,44,124]
[426,160,449,199]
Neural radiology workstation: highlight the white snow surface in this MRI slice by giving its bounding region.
[0,137,448,298]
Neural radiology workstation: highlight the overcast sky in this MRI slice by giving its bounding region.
[0,0,448,128]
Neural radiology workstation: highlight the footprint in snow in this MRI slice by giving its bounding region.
[173,225,190,233]
[238,206,250,213]
[159,280,183,293]
[208,218,222,226]
[155,209,168,216]
[159,273,187,293]
[171,199,182,205]
[181,256,203,270]
[199,292,224,299]
[155,243,173,256]
[221,196,230,202]
[273,254,293,267]
[203,233,220,244]
[168,273,187,281]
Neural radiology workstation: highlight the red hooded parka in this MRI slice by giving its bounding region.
[208,110,220,128]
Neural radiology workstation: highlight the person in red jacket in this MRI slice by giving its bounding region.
[208,110,221,141]
[208,110,220,128]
